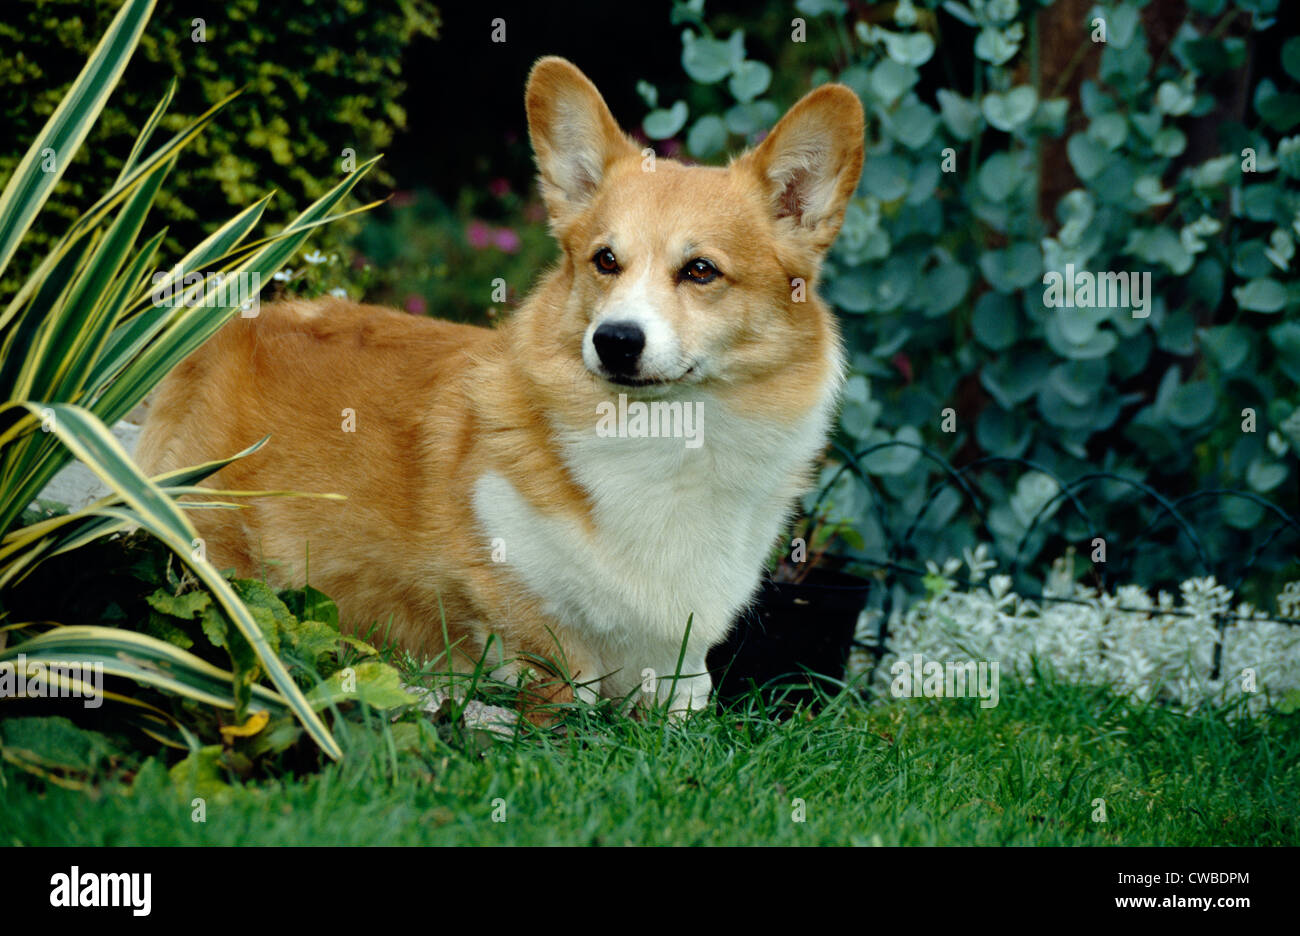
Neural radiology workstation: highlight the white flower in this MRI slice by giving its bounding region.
[861,548,1300,715]
[328,288,348,299]
[302,249,327,265]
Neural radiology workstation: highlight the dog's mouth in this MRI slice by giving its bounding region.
[604,364,697,389]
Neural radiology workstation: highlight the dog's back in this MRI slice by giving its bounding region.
[137,298,502,655]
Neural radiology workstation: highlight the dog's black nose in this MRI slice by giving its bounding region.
[592,321,645,375]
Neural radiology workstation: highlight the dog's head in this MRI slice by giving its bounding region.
[524,57,864,395]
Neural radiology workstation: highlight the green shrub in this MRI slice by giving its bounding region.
[0,0,438,280]
[644,0,1300,596]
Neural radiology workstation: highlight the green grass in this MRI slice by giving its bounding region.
[2,674,1297,846]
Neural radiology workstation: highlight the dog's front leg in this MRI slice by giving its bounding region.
[641,650,713,716]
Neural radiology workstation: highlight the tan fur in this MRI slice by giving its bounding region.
[136,58,865,698]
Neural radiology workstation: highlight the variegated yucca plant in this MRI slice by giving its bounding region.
[0,0,381,760]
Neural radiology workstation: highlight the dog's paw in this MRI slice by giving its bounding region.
[654,669,712,717]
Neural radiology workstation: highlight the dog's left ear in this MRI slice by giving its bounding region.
[738,84,865,253]
[526,57,637,231]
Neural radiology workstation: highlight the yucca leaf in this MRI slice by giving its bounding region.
[84,197,273,397]
[19,159,172,402]
[0,87,242,332]
[95,158,382,422]
[6,402,341,759]
[0,437,270,575]
[131,192,276,313]
[186,198,385,285]
[54,226,168,402]
[1,625,288,713]
[0,0,156,288]
[0,657,188,725]
[0,236,95,397]
[117,77,177,182]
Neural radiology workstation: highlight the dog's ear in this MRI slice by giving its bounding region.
[526,57,636,230]
[737,84,865,254]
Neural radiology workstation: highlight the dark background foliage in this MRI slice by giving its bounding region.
[0,0,439,279]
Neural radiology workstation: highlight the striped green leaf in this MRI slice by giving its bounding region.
[8,402,341,760]
[0,625,287,713]
[0,0,156,288]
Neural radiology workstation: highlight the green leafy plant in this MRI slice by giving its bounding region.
[0,0,387,760]
[1,531,416,778]
[648,0,1300,598]
[0,0,439,283]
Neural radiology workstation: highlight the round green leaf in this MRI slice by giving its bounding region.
[643,101,688,140]
[1233,277,1288,313]
[976,405,1032,458]
[978,242,1041,293]
[923,262,970,316]
[982,87,1038,132]
[881,30,935,66]
[1048,359,1106,407]
[682,35,735,84]
[1067,132,1111,180]
[1269,321,1300,383]
[936,89,980,140]
[723,100,778,136]
[1037,383,1096,429]
[1246,459,1289,493]
[1284,36,1300,84]
[686,115,728,158]
[889,101,939,149]
[1167,381,1216,427]
[728,60,771,102]
[1199,324,1251,373]
[972,292,1018,349]
[871,59,919,105]
[977,152,1019,201]
[863,426,923,475]
[1087,112,1129,151]
[862,153,912,201]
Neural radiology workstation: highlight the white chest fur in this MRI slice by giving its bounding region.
[471,384,838,700]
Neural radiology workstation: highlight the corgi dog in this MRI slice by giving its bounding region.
[136,58,864,713]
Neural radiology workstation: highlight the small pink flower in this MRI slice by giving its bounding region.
[892,352,913,384]
[488,177,511,198]
[390,190,417,207]
[493,227,521,253]
[466,220,493,249]
[404,294,427,315]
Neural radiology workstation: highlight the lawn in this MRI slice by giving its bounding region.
[4,674,1296,846]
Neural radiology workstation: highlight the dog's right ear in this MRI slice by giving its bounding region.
[526,57,635,230]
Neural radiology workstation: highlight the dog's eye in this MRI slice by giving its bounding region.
[681,258,720,284]
[593,248,620,275]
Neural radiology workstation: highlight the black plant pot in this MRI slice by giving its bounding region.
[707,567,870,710]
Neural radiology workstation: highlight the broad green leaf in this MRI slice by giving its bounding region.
[0,0,156,287]
[306,660,419,712]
